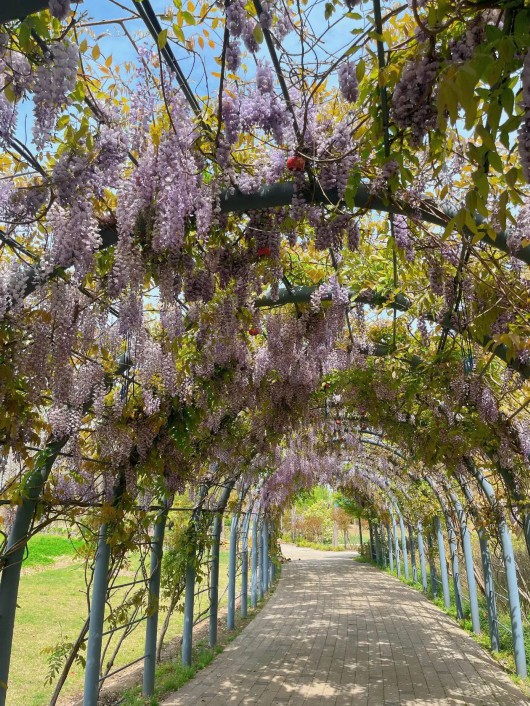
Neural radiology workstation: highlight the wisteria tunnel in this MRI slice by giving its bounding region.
[1,0,530,704]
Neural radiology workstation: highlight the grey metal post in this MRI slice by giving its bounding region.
[427,531,438,597]
[445,510,464,619]
[84,524,111,706]
[434,516,451,609]
[0,444,64,706]
[209,512,223,648]
[251,515,259,607]
[368,520,375,561]
[450,492,480,634]
[478,528,499,650]
[397,510,409,581]
[417,523,428,592]
[471,465,527,677]
[241,512,251,618]
[181,560,195,666]
[227,513,239,630]
[381,525,388,567]
[209,482,235,646]
[257,526,264,600]
[391,510,401,577]
[426,478,463,617]
[456,473,499,650]
[374,524,381,565]
[143,506,168,696]
[408,524,418,583]
[387,524,394,571]
[262,518,269,594]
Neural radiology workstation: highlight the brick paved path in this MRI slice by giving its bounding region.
[162,544,528,705]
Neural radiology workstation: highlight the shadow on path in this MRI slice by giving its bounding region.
[162,544,528,705]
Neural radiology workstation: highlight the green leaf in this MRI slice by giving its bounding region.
[158,29,168,49]
[181,10,196,25]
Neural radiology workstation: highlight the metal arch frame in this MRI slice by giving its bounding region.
[424,477,464,618]
[454,470,500,651]
[464,457,527,678]
[346,430,507,656]
[347,441,484,639]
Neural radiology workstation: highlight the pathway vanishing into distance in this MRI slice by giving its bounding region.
[162,545,528,705]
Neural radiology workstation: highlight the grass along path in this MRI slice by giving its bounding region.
[8,535,230,706]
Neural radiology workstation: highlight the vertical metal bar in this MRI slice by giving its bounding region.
[83,524,111,706]
[478,529,499,650]
[143,506,168,696]
[262,517,269,594]
[417,523,428,592]
[251,515,259,607]
[408,524,418,584]
[472,466,527,677]
[209,512,222,648]
[450,492,480,634]
[368,521,375,561]
[391,511,401,577]
[181,560,195,667]
[374,524,381,565]
[0,445,63,706]
[456,473,499,650]
[427,531,438,598]
[241,513,250,619]
[397,510,409,581]
[446,512,464,619]
[387,524,394,572]
[435,516,451,609]
[227,513,239,630]
[256,516,263,601]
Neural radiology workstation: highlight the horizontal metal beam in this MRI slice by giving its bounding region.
[255,284,411,311]
[255,284,530,380]
[0,0,47,21]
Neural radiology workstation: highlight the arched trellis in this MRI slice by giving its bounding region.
[1,2,530,702]
[338,433,528,677]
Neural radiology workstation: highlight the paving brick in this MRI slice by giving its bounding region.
[161,545,527,706]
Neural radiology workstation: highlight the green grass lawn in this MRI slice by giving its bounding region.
[8,535,231,706]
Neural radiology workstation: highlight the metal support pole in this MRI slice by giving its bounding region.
[257,518,264,601]
[207,482,233,648]
[427,531,438,598]
[227,513,239,630]
[450,492,480,634]
[397,510,409,581]
[368,520,375,561]
[251,516,259,607]
[143,506,168,696]
[408,524,417,583]
[83,524,111,706]
[374,524,381,565]
[426,478,462,617]
[387,524,394,571]
[0,445,63,706]
[262,517,269,594]
[391,510,401,577]
[241,513,251,619]
[435,516,451,609]
[446,512,464,619]
[181,560,195,667]
[209,512,223,647]
[478,528,499,650]
[417,523,428,592]
[456,472,499,650]
[471,465,527,677]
